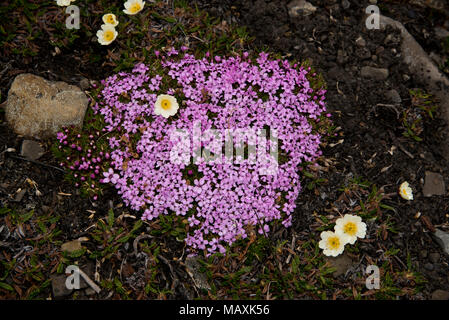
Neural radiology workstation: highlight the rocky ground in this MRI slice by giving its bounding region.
[1,0,449,300]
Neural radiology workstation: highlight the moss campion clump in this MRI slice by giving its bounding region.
[56,50,329,255]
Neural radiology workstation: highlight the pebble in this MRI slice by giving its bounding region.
[20,140,45,161]
[61,240,82,254]
[433,229,449,255]
[431,290,449,300]
[424,263,434,271]
[287,0,317,18]
[355,36,366,47]
[423,171,446,197]
[361,66,389,81]
[326,253,354,278]
[51,274,73,299]
[385,89,402,104]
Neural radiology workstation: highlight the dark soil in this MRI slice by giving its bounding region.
[1,0,449,299]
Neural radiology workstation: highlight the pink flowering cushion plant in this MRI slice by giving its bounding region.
[59,51,328,255]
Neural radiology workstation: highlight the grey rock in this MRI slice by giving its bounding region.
[431,289,449,300]
[361,66,389,81]
[429,252,440,264]
[429,52,444,66]
[185,256,211,290]
[20,140,45,161]
[5,73,88,139]
[433,229,449,255]
[423,171,446,197]
[51,274,73,299]
[287,0,317,18]
[326,253,354,278]
[14,189,27,202]
[385,89,401,104]
[78,78,90,91]
[424,263,434,271]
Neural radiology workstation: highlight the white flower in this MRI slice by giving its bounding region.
[154,94,179,118]
[102,13,119,27]
[334,214,366,245]
[319,231,347,257]
[56,0,76,6]
[123,0,145,15]
[96,24,118,46]
[399,181,413,200]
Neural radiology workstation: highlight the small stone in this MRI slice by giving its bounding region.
[326,253,354,278]
[429,252,440,264]
[431,289,449,300]
[385,89,402,104]
[424,263,434,271]
[51,274,73,299]
[185,256,211,291]
[433,229,449,255]
[61,240,82,254]
[287,0,317,18]
[423,171,446,197]
[20,140,45,161]
[361,66,389,81]
[14,189,27,202]
[355,36,366,47]
[79,78,90,91]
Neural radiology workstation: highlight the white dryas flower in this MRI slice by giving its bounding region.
[319,231,347,257]
[96,24,118,45]
[334,214,367,245]
[123,0,145,15]
[102,13,119,27]
[399,181,413,200]
[56,0,75,6]
[154,94,179,118]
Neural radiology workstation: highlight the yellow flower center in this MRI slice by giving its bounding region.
[327,236,340,250]
[107,16,115,24]
[104,30,114,41]
[129,3,142,13]
[161,99,172,110]
[343,222,357,236]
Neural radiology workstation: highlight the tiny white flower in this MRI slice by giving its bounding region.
[56,0,70,6]
[154,94,179,118]
[399,181,413,200]
[102,13,119,27]
[319,231,347,257]
[56,0,76,6]
[96,24,118,46]
[334,214,367,245]
[123,0,145,15]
